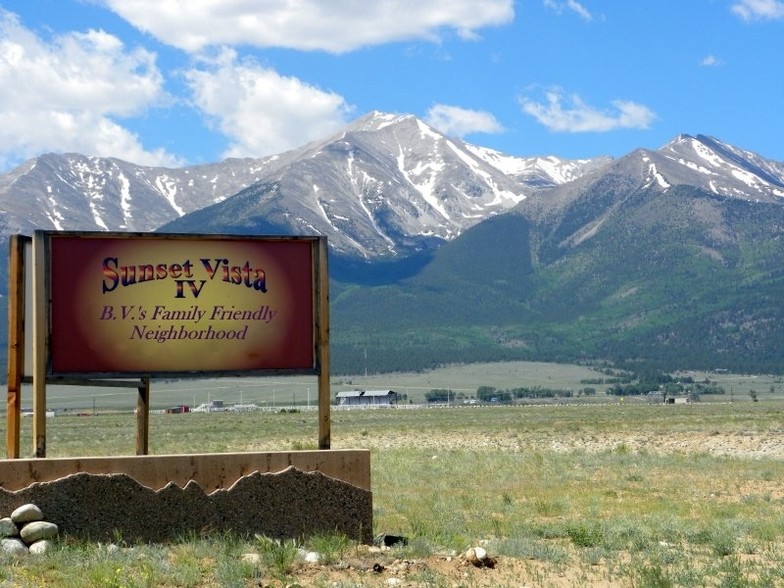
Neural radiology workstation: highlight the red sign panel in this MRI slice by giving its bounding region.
[46,233,319,375]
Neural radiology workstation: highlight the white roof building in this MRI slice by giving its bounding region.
[336,390,397,406]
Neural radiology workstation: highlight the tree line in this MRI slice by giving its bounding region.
[424,373,728,404]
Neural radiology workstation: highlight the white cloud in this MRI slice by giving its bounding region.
[0,9,179,168]
[100,0,515,53]
[519,88,656,133]
[731,0,784,20]
[700,54,723,67]
[0,111,179,170]
[543,0,594,21]
[184,50,353,158]
[425,104,504,137]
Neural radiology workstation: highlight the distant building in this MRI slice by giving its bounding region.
[336,390,397,406]
[648,391,690,404]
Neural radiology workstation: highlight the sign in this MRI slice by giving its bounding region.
[44,232,322,375]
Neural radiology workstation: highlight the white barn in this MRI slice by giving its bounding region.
[336,390,397,406]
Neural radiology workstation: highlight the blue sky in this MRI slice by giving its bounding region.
[0,0,782,172]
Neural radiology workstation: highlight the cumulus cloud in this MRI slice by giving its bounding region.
[99,0,515,53]
[0,9,179,168]
[184,49,354,158]
[731,0,784,20]
[425,104,504,137]
[519,87,656,133]
[543,0,594,21]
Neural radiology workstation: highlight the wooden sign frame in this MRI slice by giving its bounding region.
[5,232,331,457]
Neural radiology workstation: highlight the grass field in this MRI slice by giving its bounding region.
[3,361,784,586]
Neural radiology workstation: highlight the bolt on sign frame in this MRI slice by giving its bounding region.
[6,231,331,458]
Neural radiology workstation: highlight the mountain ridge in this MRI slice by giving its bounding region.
[1,112,784,374]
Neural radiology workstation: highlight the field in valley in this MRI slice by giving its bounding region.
[15,360,784,414]
[3,361,784,586]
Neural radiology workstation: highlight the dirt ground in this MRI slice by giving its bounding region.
[270,545,615,588]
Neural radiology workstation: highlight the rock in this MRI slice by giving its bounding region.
[0,517,18,538]
[297,548,321,565]
[0,537,28,557]
[20,521,58,544]
[29,539,54,555]
[464,546,496,568]
[11,504,43,524]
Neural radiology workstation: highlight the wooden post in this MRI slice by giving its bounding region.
[32,231,47,458]
[136,377,150,455]
[316,237,331,449]
[6,235,27,458]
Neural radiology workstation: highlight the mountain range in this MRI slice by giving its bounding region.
[2,111,784,375]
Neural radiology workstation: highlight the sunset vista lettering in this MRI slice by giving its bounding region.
[101,256,268,298]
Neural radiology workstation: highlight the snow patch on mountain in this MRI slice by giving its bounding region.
[372,112,403,131]
[691,139,725,169]
[659,134,784,202]
[156,175,184,216]
[397,145,449,219]
[641,155,670,190]
[416,118,443,143]
[675,158,716,177]
[44,184,64,230]
[463,143,610,189]
[446,141,522,207]
[118,172,132,228]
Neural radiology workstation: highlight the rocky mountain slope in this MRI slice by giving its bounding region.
[0,153,278,236]
[159,112,607,259]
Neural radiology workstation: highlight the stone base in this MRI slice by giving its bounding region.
[0,467,372,544]
[0,450,372,543]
